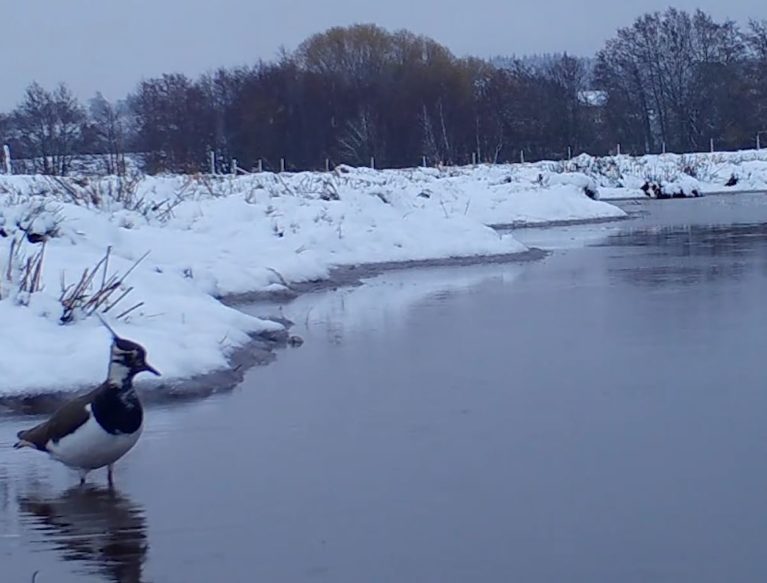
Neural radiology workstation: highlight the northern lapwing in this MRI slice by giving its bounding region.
[14,327,159,486]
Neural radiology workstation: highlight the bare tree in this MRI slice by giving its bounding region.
[89,93,127,175]
[128,74,214,173]
[596,9,744,153]
[546,54,589,153]
[745,20,767,132]
[338,108,384,166]
[11,83,87,175]
[420,103,440,164]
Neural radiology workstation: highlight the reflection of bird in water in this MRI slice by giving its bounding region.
[18,485,148,583]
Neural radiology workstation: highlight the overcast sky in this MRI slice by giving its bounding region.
[2,0,763,110]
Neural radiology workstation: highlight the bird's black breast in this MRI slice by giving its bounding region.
[91,389,143,435]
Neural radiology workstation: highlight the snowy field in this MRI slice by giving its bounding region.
[1,148,765,396]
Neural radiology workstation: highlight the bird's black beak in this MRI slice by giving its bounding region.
[143,362,161,376]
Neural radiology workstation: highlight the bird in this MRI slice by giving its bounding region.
[14,327,160,486]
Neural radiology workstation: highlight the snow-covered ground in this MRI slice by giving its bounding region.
[2,147,765,397]
[0,167,622,396]
[548,149,767,199]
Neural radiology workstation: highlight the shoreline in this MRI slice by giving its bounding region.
[0,183,761,415]
[0,328,289,417]
[219,247,548,304]
[1,201,680,415]
[490,214,630,230]
[1,247,548,416]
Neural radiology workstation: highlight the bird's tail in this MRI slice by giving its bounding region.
[14,430,35,449]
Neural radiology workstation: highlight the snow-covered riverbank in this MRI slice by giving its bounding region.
[555,149,767,199]
[5,147,763,397]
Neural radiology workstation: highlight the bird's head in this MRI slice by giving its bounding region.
[109,336,160,381]
[96,315,160,383]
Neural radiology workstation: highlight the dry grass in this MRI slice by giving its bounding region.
[2,235,46,302]
[44,176,185,222]
[59,247,149,324]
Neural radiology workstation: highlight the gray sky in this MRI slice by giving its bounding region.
[2,0,764,110]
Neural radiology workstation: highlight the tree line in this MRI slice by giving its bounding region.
[1,8,766,175]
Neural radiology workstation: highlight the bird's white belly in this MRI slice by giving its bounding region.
[47,416,142,470]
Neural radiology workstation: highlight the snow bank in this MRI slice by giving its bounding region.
[6,148,763,395]
[0,190,284,395]
[657,176,703,198]
[0,168,619,395]
[462,184,624,226]
[541,172,599,199]
[555,149,767,197]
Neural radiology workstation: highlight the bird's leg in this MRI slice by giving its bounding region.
[78,470,88,486]
[107,464,114,488]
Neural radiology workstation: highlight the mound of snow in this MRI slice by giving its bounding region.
[542,172,600,199]
[640,176,703,198]
[478,185,625,226]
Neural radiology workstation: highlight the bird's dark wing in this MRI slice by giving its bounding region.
[15,383,107,451]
